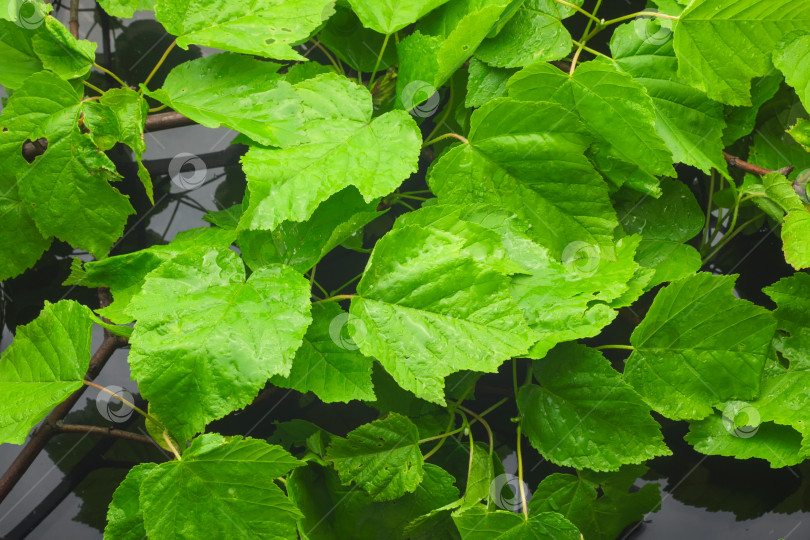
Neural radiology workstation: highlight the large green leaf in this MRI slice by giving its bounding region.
[615,178,704,286]
[395,0,513,106]
[97,0,154,18]
[348,224,534,404]
[782,211,810,270]
[507,60,674,194]
[428,98,618,258]
[127,247,312,440]
[64,227,236,323]
[108,434,304,539]
[238,187,382,273]
[624,273,777,420]
[0,19,43,89]
[765,272,810,364]
[1,71,134,256]
[271,302,376,403]
[318,5,397,72]
[326,413,424,501]
[465,58,514,107]
[288,462,459,540]
[346,0,451,34]
[474,0,573,68]
[529,467,661,540]
[32,16,96,79]
[452,505,580,539]
[155,0,335,60]
[519,343,669,472]
[0,300,93,444]
[239,73,420,232]
[143,53,305,147]
[610,22,728,175]
[673,0,810,106]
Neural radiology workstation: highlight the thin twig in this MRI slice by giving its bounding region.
[723,151,794,177]
[69,0,79,38]
[54,423,155,445]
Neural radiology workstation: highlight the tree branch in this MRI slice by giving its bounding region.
[69,0,79,38]
[0,333,127,504]
[723,151,794,177]
[54,423,154,445]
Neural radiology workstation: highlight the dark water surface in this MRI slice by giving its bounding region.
[1,1,809,539]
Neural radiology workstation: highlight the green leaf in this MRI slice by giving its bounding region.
[673,0,810,106]
[722,73,783,146]
[773,31,810,111]
[346,0,451,34]
[154,0,335,60]
[83,87,153,202]
[474,1,573,68]
[507,60,674,194]
[1,71,135,256]
[143,53,305,147]
[765,272,810,364]
[127,247,312,440]
[530,467,661,540]
[137,434,304,538]
[685,409,805,468]
[452,505,581,539]
[104,463,157,540]
[428,98,618,258]
[465,57,515,107]
[288,462,459,540]
[610,22,728,175]
[318,5,397,72]
[97,0,154,18]
[624,273,777,420]
[1,0,50,26]
[271,302,376,403]
[782,211,810,270]
[326,412,424,501]
[349,224,534,404]
[395,0,514,105]
[615,178,704,286]
[0,300,93,445]
[239,73,420,231]
[238,187,382,273]
[64,226,236,323]
[32,16,96,79]
[789,118,810,152]
[519,343,669,472]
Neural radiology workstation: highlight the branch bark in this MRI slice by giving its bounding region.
[69,0,79,38]
[54,423,154,445]
[0,334,127,504]
[723,151,794,177]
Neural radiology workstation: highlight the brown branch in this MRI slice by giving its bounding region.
[21,111,196,162]
[723,151,794,177]
[0,333,127,504]
[54,423,154,445]
[69,0,80,38]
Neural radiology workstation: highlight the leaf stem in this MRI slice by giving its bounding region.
[423,77,454,145]
[458,404,494,457]
[552,0,602,26]
[571,40,614,62]
[702,169,716,248]
[82,80,105,95]
[312,294,357,305]
[516,424,528,519]
[163,431,182,460]
[701,215,762,264]
[603,11,679,26]
[423,132,469,147]
[331,273,363,295]
[141,39,177,92]
[569,0,602,74]
[312,39,343,75]
[594,344,635,351]
[93,62,128,88]
[368,33,391,90]
[149,103,169,113]
[83,380,160,426]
